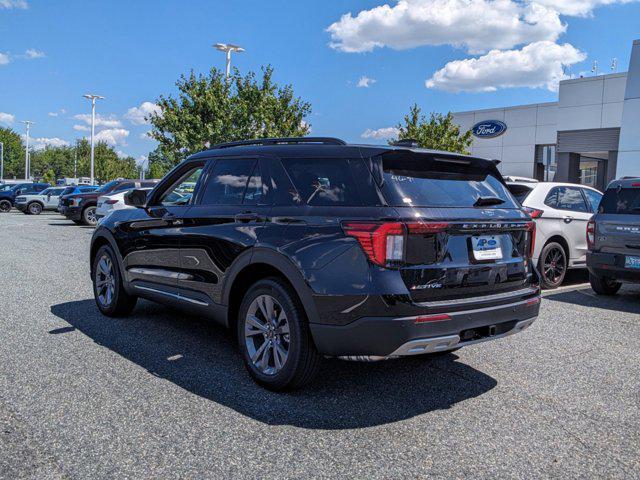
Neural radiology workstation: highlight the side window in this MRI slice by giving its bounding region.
[280,158,362,206]
[544,188,558,208]
[159,166,203,206]
[583,189,602,214]
[242,162,263,206]
[200,159,255,205]
[556,187,588,212]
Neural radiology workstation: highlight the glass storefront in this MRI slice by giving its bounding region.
[536,145,557,181]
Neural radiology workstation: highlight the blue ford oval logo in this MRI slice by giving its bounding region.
[472,120,507,138]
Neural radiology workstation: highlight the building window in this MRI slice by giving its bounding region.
[537,145,557,182]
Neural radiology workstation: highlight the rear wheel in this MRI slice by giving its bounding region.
[28,202,43,215]
[538,242,567,289]
[589,273,621,295]
[0,200,11,213]
[82,206,98,225]
[92,245,137,316]
[237,277,321,391]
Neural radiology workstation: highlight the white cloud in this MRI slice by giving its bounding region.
[362,127,400,139]
[94,128,130,146]
[73,124,90,132]
[426,41,586,92]
[73,113,122,128]
[48,112,58,117]
[0,112,15,125]
[356,76,377,88]
[0,0,28,8]
[24,48,45,59]
[0,53,10,65]
[327,0,565,54]
[139,131,153,140]
[124,102,162,125]
[26,136,70,150]
[535,0,638,16]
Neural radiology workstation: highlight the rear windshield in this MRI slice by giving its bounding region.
[599,187,640,214]
[507,184,533,204]
[380,154,518,208]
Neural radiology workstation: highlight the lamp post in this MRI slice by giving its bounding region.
[82,94,104,185]
[213,43,245,78]
[20,120,34,180]
[0,141,4,181]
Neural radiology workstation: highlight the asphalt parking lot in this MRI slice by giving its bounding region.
[1,211,639,479]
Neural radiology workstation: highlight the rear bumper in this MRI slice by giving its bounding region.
[310,296,540,358]
[64,206,82,221]
[587,252,640,283]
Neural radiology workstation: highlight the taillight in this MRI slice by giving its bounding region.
[523,206,543,218]
[342,221,449,267]
[105,199,119,205]
[587,220,596,249]
[526,221,536,259]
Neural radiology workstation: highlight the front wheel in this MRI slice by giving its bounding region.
[28,202,43,215]
[589,273,621,295]
[82,206,98,226]
[0,200,11,213]
[538,242,567,289]
[237,278,322,391]
[92,245,137,316]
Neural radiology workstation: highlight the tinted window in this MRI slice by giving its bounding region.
[380,154,517,208]
[61,187,75,196]
[201,159,255,205]
[281,158,363,206]
[599,187,640,214]
[549,187,588,212]
[242,163,263,206]
[95,180,120,193]
[583,189,602,213]
[507,184,533,204]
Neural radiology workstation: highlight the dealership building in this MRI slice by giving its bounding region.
[453,39,640,190]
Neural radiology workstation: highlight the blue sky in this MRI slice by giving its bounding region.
[1,0,639,164]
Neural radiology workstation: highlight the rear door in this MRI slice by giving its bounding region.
[544,186,593,263]
[177,156,271,303]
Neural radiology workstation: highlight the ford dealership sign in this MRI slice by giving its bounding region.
[472,120,507,138]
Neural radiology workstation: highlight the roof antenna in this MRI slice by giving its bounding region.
[591,60,598,76]
[611,58,618,73]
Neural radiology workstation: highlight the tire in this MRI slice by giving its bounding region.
[538,241,567,289]
[237,277,322,391]
[92,245,137,317]
[28,202,43,215]
[589,273,622,296]
[0,200,11,213]
[82,205,98,226]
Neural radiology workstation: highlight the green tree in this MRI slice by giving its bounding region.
[149,65,311,166]
[392,104,473,154]
[0,127,25,179]
[42,168,56,185]
[146,146,174,179]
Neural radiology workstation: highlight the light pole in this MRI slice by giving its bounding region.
[83,94,104,185]
[213,43,245,78]
[0,141,3,181]
[20,120,34,180]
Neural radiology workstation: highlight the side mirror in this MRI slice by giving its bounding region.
[15,189,22,195]
[124,189,148,208]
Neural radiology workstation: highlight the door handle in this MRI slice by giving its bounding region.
[563,216,573,223]
[235,212,259,222]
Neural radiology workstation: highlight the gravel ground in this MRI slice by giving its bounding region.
[0,211,639,479]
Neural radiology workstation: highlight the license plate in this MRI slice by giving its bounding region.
[624,255,640,269]
[471,235,503,261]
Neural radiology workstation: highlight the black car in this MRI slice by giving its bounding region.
[587,178,640,294]
[90,137,540,390]
[0,182,50,212]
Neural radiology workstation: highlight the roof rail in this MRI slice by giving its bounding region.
[212,137,347,149]
[391,139,420,148]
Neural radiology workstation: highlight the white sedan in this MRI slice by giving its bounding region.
[505,177,603,289]
[96,188,188,221]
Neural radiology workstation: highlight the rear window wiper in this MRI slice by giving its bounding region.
[473,196,505,207]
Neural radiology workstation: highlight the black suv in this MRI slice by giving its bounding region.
[587,177,640,294]
[0,182,50,212]
[90,137,540,390]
